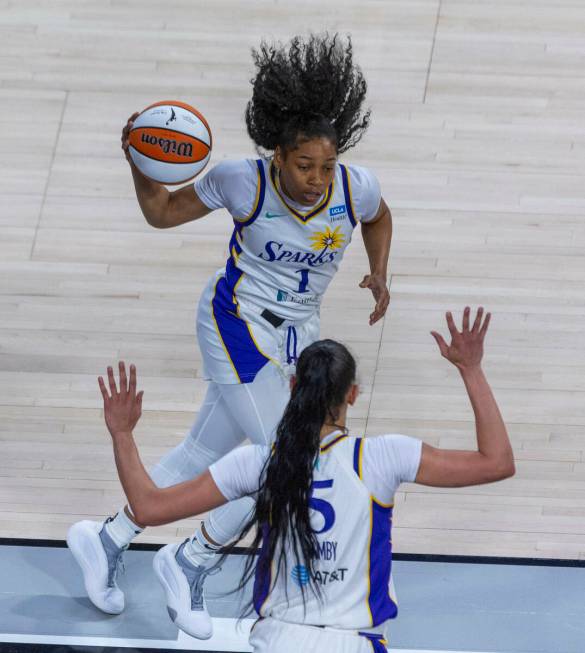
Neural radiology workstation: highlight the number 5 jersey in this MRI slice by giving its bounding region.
[209,430,422,632]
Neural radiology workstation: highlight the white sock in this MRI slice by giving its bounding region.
[104,509,143,549]
[182,527,222,567]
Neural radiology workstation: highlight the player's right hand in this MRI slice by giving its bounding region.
[430,307,491,372]
[98,361,144,439]
[121,112,140,163]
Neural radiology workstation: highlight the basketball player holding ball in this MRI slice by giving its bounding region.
[68,34,392,638]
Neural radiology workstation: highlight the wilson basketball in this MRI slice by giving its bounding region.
[128,101,212,185]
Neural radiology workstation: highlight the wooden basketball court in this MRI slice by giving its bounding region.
[1,0,584,563]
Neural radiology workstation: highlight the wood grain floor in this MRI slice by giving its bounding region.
[1,0,584,558]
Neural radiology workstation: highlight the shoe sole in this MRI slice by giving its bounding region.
[153,548,212,640]
[67,523,124,615]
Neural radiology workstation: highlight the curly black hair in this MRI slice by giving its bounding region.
[245,34,371,155]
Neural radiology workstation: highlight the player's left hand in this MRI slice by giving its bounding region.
[359,273,390,325]
[98,362,144,439]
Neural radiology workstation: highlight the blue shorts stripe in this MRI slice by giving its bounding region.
[340,164,357,228]
[211,269,270,383]
[358,632,388,652]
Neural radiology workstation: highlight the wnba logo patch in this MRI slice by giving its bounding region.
[291,565,310,587]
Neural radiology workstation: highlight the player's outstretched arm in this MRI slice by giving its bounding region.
[121,113,213,229]
[415,307,515,487]
[98,362,226,526]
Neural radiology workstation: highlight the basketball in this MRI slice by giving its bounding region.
[128,101,212,185]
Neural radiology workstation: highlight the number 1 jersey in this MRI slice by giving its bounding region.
[195,158,382,322]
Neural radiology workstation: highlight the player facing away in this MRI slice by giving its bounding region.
[67,33,393,637]
[96,307,514,652]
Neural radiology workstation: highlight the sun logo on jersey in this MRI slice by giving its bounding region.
[310,226,345,252]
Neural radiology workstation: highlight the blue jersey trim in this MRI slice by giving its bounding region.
[253,523,272,614]
[353,438,364,478]
[320,433,348,453]
[269,162,334,223]
[340,164,357,228]
[238,159,266,227]
[228,226,243,262]
[368,499,397,625]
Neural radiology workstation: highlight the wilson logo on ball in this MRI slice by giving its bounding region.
[128,100,212,185]
[141,132,191,156]
[130,128,207,163]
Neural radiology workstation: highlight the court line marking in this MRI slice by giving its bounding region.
[0,617,254,651]
[0,627,504,653]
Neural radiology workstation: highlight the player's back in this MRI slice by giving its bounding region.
[253,432,397,631]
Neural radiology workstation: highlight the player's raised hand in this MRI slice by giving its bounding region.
[98,361,144,438]
[121,112,140,162]
[430,307,491,371]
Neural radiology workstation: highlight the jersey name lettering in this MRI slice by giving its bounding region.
[316,540,338,561]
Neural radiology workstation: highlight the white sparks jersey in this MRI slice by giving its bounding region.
[210,432,422,632]
[195,158,382,323]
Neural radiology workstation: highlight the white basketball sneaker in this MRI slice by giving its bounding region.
[153,540,218,640]
[67,519,127,614]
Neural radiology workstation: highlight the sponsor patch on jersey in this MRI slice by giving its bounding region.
[329,204,346,216]
[291,564,310,587]
[313,568,348,585]
[291,564,348,587]
[277,289,319,305]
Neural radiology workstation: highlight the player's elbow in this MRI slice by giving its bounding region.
[490,456,516,482]
[129,503,150,527]
[131,507,164,528]
[143,211,172,229]
[130,497,167,528]
[501,459,516,480]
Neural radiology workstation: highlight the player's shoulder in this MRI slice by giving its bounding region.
[343,163,378,186]
[206,157,259,178]
[362,433,423,470]
[327,434,365,466]
[337,163,381,222]
[363,433,419,450]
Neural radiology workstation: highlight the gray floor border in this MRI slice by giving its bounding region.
[0,644,208,653]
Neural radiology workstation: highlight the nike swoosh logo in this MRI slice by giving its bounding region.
[265,212,287,219]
